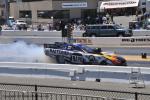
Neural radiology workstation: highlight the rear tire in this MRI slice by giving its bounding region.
[83,33,87,37]
[56,55,65,64]
[90,34,96,37]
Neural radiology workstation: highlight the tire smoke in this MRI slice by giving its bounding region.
[0,41,55,63]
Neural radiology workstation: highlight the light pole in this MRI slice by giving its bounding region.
[51,16,53,30]
[4,0,9,24]
[25,14,28,23]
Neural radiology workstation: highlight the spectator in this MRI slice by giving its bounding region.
[48,23,52,31]
[0,25,2,35]
[102,16,107,24]
[60,21,67,42]
[106,13,110,24]
[135,23,140,29]
[77,19,81,25]
[110,14,114,23]
[99,15,103,24]
[23,24,27,30]
[67,23,74,44]
[95,16,99,24]
[17,25,22,30]
[37,24,42,31]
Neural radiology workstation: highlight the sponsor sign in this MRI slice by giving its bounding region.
[100,0,139,9]
[122,38,150,42]
[62,2,87,8]
[73,38,92,45]
[121,37,150,46]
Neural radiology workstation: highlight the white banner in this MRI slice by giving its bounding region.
[62,2,87,8]
[100,0,139,9]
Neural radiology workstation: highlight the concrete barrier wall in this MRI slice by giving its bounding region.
[2,30,62,37]
[0,36,150,47]
[133,29,150,36]
[1,62,149,74]
[1,30,84,37]
[0,62,150,82]
[1,30,150,47]
[2,29,150,37]
[1,62,150,74]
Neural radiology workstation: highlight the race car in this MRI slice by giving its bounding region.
[44,42,127,66]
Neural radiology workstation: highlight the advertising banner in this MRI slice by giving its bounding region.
[120,37,150,46]
[100,0,139,9]
[62,2,87,8]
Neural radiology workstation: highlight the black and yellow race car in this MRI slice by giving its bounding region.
[44,42,127,66]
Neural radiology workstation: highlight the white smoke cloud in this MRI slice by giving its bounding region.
[0,41,55,63]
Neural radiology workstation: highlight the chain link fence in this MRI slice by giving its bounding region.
[0,83,150,100]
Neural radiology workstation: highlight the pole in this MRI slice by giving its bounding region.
[135,92,138,100]
[4,0,9,24]
[35,85,38,100]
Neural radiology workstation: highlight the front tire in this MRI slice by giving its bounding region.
[99,60,107,65]
[117,33,124,37]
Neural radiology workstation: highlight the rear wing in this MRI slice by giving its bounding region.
[44,44,57,49]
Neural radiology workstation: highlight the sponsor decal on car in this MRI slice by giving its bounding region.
[47,48,72,55]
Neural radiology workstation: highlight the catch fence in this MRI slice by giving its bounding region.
[0,83,150,100]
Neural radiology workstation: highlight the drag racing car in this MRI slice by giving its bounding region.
[44,42,127,66]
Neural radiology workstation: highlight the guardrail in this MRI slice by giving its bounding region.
[0,62,150,82]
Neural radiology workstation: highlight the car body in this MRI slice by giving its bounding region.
[146,25,150,30]
[44,42,127,66]
[129,20,140,29]
[15,20,27,25]
[14,20,28,30]
[7,16,15,27]
[144,18,150,30]
[15,20,28,29]
[83,24,132,37]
